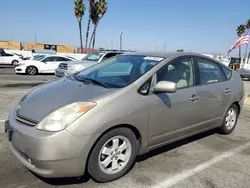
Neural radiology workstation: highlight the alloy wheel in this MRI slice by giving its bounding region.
[225,108,237,130]
[98,135,132,175]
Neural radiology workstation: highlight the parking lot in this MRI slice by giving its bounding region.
[1,67,250,188]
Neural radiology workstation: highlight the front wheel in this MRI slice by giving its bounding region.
[26,66,38,75]
[88,128,138,182]
[218,104,239,134]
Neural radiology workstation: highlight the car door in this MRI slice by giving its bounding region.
[40,56,58,73]
[0,51,5,64]
[193,56,232,128]
[148,56,201,148]
[0,53,14,64]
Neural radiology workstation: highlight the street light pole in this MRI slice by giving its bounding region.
[120,32,123,50]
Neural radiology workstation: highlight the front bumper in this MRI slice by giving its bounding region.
[5,108,97,178]
[14,66,26,74]
[240,74,250,80]
[55,68,76,77]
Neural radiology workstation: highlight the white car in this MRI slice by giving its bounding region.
[0,49,23,66]
[15,55,76,75]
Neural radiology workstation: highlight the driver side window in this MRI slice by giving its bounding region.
[156,57,194,89]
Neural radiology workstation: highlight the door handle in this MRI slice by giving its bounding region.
[225,88,232,94]
[190,95,199,102]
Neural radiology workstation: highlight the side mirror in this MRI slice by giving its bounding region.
[154,81,177,93]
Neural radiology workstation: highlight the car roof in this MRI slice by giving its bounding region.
[96,50,135,54]
[120,52,208,58]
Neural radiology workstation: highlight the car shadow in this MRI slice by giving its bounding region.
[31,172,91,186]
[33,129,217,186]
[137,129,217,162]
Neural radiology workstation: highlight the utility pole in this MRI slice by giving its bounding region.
[156,46,158,52]
[164,43,166,52]
[34,33,37,44]
[120,32,123,50]
[111,40,113,50]
[247,51,250,64]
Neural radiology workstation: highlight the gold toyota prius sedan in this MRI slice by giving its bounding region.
[5,52,245,182]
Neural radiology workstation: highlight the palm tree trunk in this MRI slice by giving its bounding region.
[89,28,95,50]
[79,21,83,54]
[92,25,98,50]
[239,46,241,58]
[85,18,91,53]
[92,21,99,50]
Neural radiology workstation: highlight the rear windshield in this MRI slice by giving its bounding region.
[82,52,105,61]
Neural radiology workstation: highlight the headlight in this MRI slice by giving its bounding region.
[36,102,96,132]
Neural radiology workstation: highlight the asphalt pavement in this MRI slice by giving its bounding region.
[1,67,250,188]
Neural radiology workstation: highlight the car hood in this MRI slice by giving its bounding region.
[17,77,116,122]
[68,60,99,65]
[17,60,37,66]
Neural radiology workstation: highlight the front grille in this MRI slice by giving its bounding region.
[59,63,68,70]
[15,114,38,127]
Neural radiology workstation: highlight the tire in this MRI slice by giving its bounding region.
[218,104,239,134]
[12,60,19,67]
[26,66,38,75]
[88,128,138,182]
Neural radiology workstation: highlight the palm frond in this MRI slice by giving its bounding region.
[236,24,246,37]
[246,19,250,29]
[73,0,86,22]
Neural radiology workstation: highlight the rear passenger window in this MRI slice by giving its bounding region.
[194,57,224,85]
[220,65,232,80]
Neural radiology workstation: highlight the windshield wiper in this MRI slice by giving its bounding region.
[74,76,109,88]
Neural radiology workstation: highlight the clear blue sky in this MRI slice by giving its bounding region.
[1,0,249,55]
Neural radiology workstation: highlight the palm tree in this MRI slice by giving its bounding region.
[85,0,95,52]
[74,0,86,53]
[236,24,246,58]
[89,0,108,50]
[246,19,250,29]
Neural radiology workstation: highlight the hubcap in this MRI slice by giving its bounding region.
[28,67,36,75]
[98,136,132,174]
[225,108,237,130]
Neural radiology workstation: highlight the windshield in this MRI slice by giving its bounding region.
[74,55,164,88]
[33,55,46,61]
[82,52,105,61]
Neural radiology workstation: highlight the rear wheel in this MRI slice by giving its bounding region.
[12,60,19,67]
[88,128,138,182]
[26,66,38,75]
[218,104,239,134]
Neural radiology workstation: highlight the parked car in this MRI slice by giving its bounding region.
[236,68,250,80]
[14,55,76,75]
[5,52,244,182]
[0,48,23,66]
[55,50,124,77]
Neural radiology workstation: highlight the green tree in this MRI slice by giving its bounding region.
[89,0,108,50]
[236,24,246,58]
[74,0,86,53]
[85,0,95,52]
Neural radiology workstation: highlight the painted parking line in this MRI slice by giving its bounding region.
[0,120,6,123]
[152,141,250,188]
[245,97,250,105]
